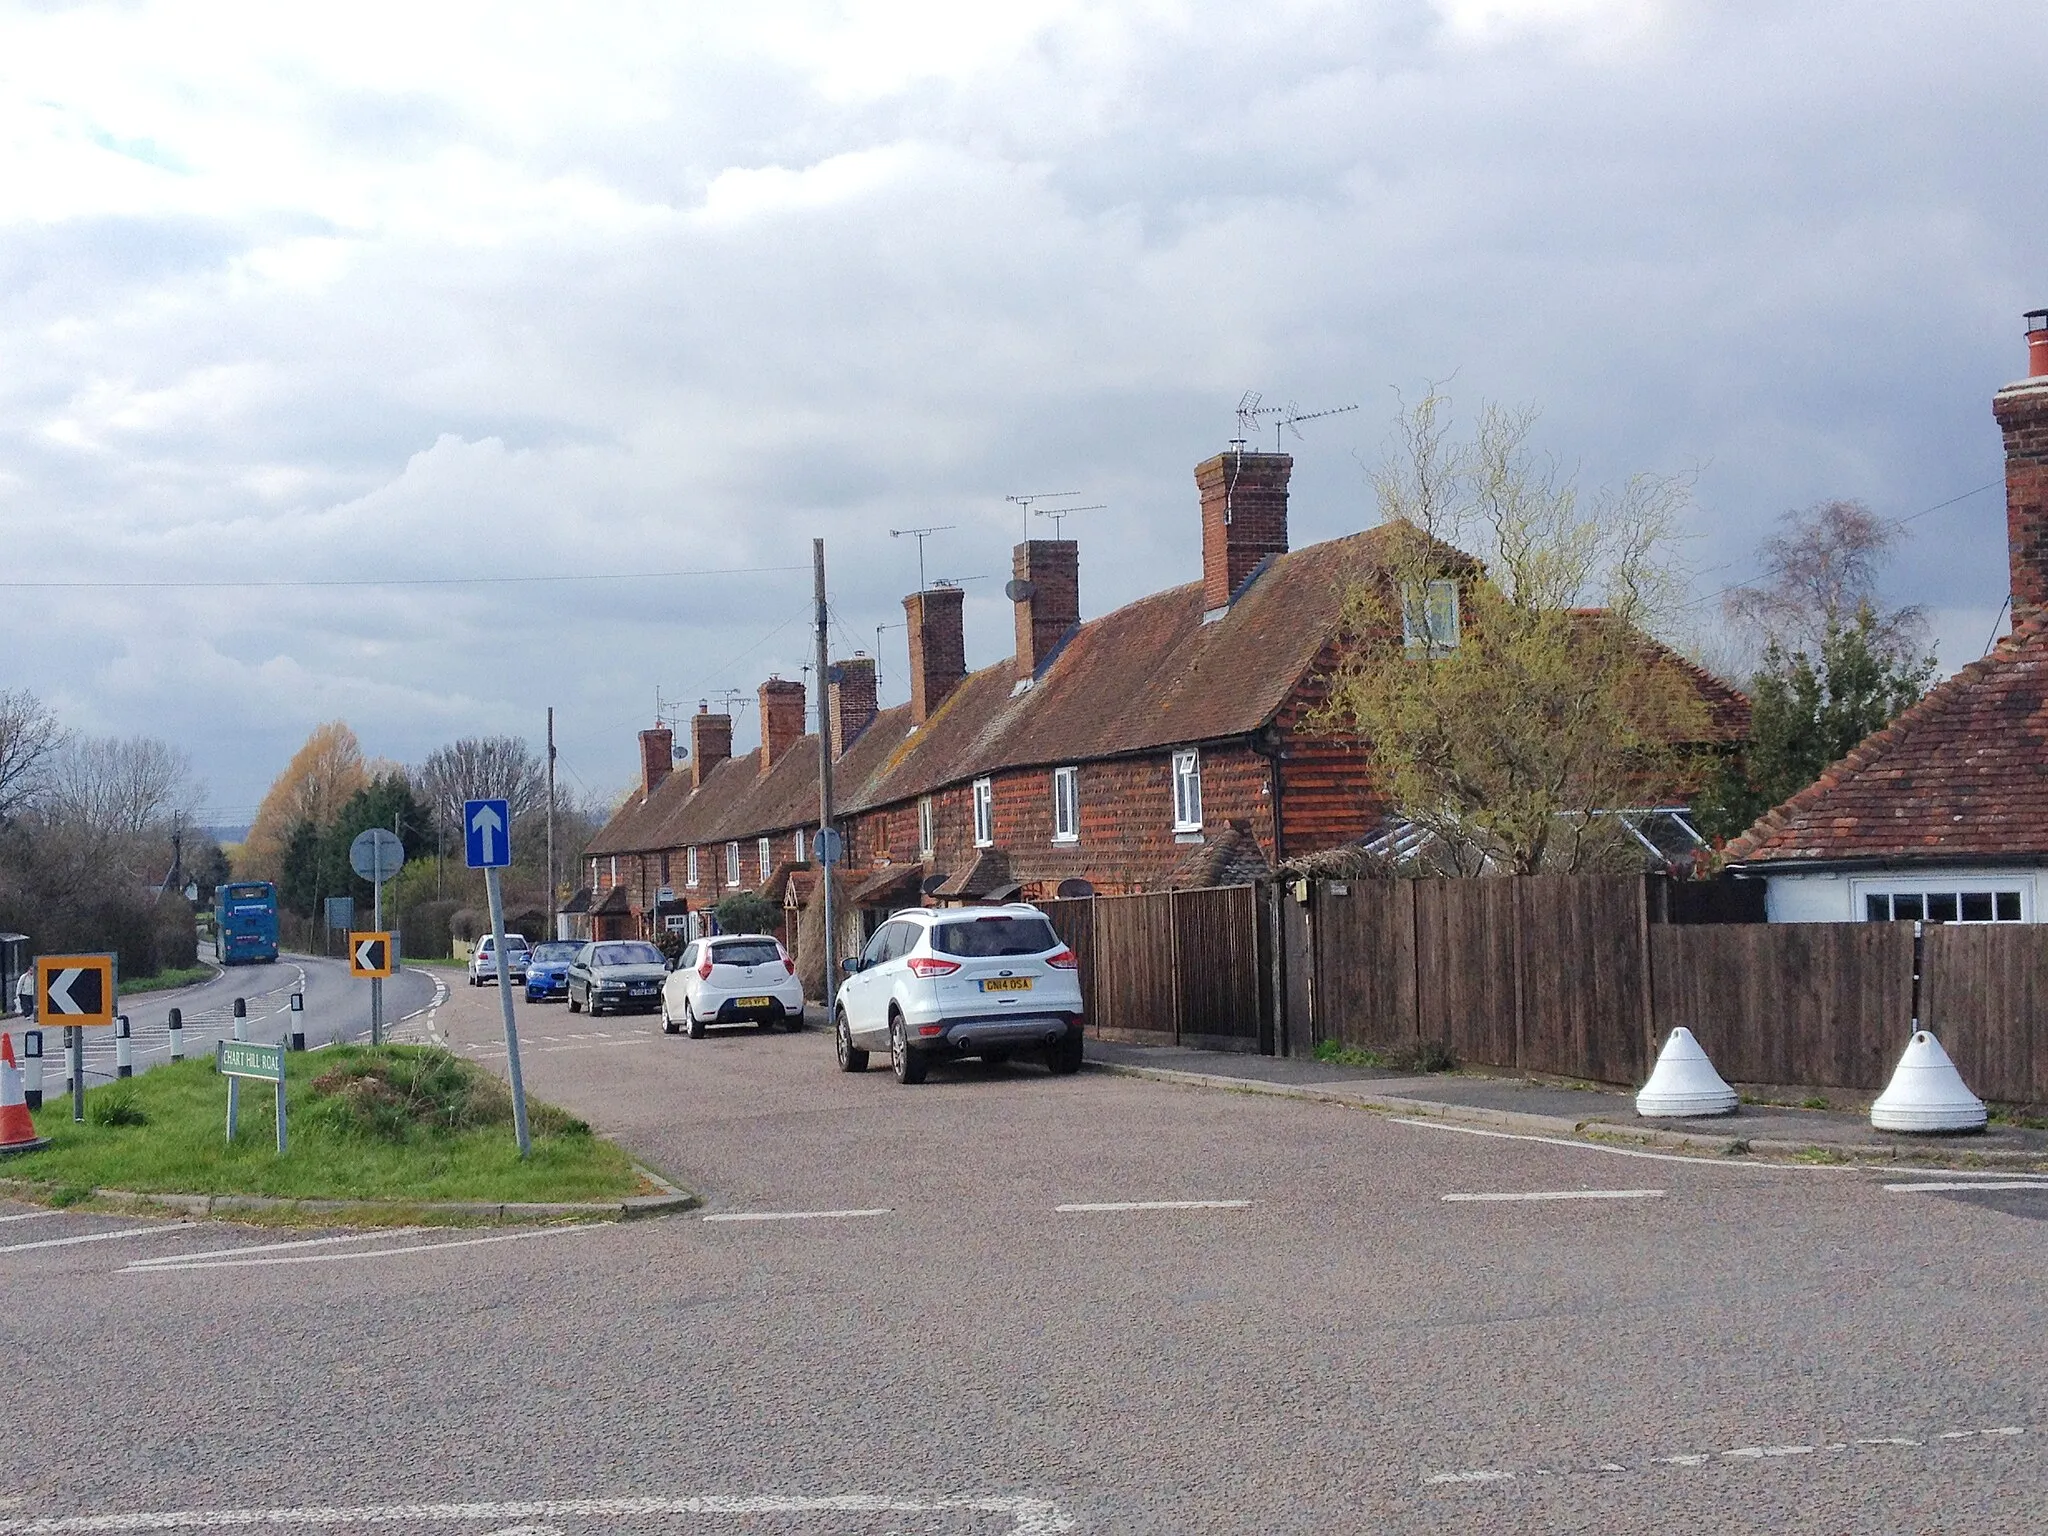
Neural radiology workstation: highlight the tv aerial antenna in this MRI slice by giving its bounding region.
[1005,490,1080,541]
[1035,502,1105,539]
[1270,400,1359,452]
[714,688,748,717]
[888,524,955,593]
[1234,391,1282,444]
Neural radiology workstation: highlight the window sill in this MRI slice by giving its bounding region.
[1174,829,1203,843]
[973,839,995,850]
[1051,834,1079,845]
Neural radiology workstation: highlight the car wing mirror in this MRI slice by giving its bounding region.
[840,956,860,974]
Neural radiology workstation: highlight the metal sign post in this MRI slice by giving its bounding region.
[349,829,406,1045]
[465,798,530,1158]
[36,954,116,1123]
[217,1039,287,1153]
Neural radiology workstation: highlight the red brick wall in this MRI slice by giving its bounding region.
[690,710,732,788]
[830,656,878,756]
[1012,539,1079,678]
[1996,380,2048,628]
[758,679,806,772]
[905,587,967,723]
[638,728,672,797]
[1195,450,1291,611]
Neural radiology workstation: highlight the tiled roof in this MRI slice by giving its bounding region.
[1167,823,1272,889]
[1725,615,2048,867]
[935,847,1011,900]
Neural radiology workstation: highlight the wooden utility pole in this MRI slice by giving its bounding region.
[813,539,837,995]
[546,706,558,940]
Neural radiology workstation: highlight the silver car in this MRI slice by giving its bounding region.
[566,939,667,1016]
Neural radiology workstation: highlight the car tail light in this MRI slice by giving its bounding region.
[906,956,960,978]
[698,955,713,980]
[779,943,795,976]
[1046,947,1079,970]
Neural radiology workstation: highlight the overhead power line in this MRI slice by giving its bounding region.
[1,563,811,591]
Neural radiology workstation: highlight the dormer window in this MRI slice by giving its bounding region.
[1403,578,1460,653]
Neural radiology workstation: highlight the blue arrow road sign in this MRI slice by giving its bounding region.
[464,798,512,868]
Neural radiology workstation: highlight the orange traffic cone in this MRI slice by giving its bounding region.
[1,1033,49,1154]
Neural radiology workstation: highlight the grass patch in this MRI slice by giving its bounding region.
[1310,1038,1458,1073]
[7,1045,643,1205]
[121,964,216,996]
[1311,1040,1387,1069]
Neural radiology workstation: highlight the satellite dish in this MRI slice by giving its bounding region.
[1056,878,1095,899]
[826,663,845,685]
[1004,578,1035,603]
[920,872,949,896]
[671,743,689,762]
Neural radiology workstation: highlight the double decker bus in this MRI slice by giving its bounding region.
[216,880,280,965]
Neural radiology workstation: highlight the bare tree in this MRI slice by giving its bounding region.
[1723,499,1926,662]
[0,688,66,822]
[44,736,197,842]
[415,736,548,838]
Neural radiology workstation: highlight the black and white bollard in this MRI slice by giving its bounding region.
[232,997,247,1038]
[289,991,305,1051]
[115,1014,133,1078]
[22,1028,42,1110]
[167,1007,183,1062]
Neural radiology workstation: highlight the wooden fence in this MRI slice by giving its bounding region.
[1040,887,1265,1052]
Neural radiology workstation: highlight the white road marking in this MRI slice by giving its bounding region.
[1055,1200,1252,1212]
[127,1231,419,1268]
[1724,1445,1813,1459]
[0,1224,188,1255]
[128,1224,601,1272]
[1423,1425,2026,1488]
[1884,1180,2048,1193]
[1443,1189,1663,1203]
[0,1495,1076,1535]
[702,1208,891,1223]
[1422,1471,1514,1485]
[1390,1117,1855,1169]
[0,1211,61,1225]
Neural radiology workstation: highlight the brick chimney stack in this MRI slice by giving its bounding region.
[1994,310,2048,630]
[1011,539,1080,680]
[829,654,878,757]
[1195,449,1292,613]
[638,726,673,800]
[689,703,732,789]
[757,676,806,773]
[904,585,967,725]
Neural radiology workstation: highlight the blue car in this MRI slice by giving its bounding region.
[523,940,582,1002]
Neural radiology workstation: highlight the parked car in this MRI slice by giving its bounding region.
[833,903,1083,1084]
[566,939,667,1016]
[522,940,581,1002]
[661,934,804,1037]
[467,933,530,987]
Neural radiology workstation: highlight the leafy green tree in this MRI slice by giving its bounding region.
[715,891,782,935]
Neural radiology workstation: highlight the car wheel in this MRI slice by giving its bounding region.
[890,1016,927,1085]
[835,1010,869,1073]
[568,989,582,1014]
[685,1000,705,1040]
[1047,1031,1084,1076]
[661,995,680,1034]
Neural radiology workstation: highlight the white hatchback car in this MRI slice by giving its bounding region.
[833,903,1084,1083]
[467,932,529,986]
[661,933,806,1037]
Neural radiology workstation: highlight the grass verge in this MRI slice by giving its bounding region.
[1311,1038,1459,1073]
[7,1045,646,1205]
[120,964,217,996]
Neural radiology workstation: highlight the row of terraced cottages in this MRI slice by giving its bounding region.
[571,444,1748,968]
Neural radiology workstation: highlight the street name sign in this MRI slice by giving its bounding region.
[325,895,356,931]
[349,828,406,885]
[216,1039,286,1082]
[349,931,394,979]
[464,798,512,868]
[36,954,115,1027]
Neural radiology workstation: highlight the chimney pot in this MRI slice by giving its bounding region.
[1994,313,2048,629]
[2029,309,2048,379]
[1195,449,1291,612]
[1011,539,1079,679]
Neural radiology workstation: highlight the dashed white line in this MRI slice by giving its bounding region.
[1055,1200,1252,1212]
[1884,1180,2048,1193]
[701,1208,891,1223]
[0,1224,188,1255]
[1390,1117,1856,1169]
[1442,1189,1664,1203]
[127,1224,601,1271]
[0,1211,61,1225]
[127,1231,419,1268]
[1423,1425,2026,1487]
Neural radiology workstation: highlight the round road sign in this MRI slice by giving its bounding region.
[812,827,844,864]
[349,827,407,885]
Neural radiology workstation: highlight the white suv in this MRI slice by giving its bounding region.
[833,903,1084,1084]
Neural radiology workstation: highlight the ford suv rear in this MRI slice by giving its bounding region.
[832,904,1084,1083]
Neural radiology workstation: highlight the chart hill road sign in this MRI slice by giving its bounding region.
[464,798,512,869]
[216,1039,286,1082]
[36,954,115,1027]
[349,932,394,979]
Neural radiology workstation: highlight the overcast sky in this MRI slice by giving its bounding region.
[3,0,2042,826]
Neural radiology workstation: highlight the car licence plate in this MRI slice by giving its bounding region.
[980,977,1033,992]
[735,995,774,1008]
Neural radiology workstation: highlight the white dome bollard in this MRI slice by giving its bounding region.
[1870,1030,1987,1134]
[1635,1027,1739,1118]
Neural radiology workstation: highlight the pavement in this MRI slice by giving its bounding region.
[3,984,2044,1534]
[1082,1041,2048,1167]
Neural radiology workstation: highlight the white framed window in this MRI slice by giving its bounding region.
[685,846,699,887]
[1052,767,1079,843]
[758,836,772,877]
[1402,578,1461,653]
[725,842,741,887]
[1172,750,1202,832]
[1858,883,2025,924]
[793,827,807,863]
[972,777,995,848]
[918,795,936,856]
[608,855,618,884]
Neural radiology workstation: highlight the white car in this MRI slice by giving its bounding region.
[467,932,530,986]
[833,903,1084,1083]
[662,933,806,1037]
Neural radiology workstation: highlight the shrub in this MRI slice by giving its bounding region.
[1383,1039,1459,1074]
[87,1084,149,1127]
[306,1046,590,1143]
[715,892,781,937]
[398,898,459,959]
[450,907,485,943]
[153,894,198,970]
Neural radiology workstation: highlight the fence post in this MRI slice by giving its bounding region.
[1263,882,1284,1057]
[1636,873,1658,1079]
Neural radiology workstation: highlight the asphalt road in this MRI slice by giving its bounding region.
[17,949,441,1090]
[3,985,2043,1534]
